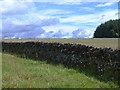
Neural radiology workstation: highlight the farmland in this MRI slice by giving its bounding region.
[2,53,119,88]
[1,38,120,88]
[1,38,119,49]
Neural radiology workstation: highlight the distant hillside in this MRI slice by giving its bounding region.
[94,19,120,38]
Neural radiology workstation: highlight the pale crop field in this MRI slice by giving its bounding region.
[1,38,119,49]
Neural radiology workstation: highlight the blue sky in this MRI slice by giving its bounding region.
[0,0,119,38]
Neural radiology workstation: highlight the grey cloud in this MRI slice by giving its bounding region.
[72,29,93,38]
[52,30,63,38]
[40,18,60,26]
[2,18,60,38]
[52,30,69,38]
[44,31,55,38]
[72,29,81,38]
[18,28,45,38]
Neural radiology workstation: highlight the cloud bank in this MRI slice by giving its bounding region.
[0,0,118,38]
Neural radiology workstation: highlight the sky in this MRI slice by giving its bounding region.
[0,0,119,38]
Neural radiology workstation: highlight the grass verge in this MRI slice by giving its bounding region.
[2,53,119,88]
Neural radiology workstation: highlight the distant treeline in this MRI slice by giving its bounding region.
[94,19,120,38]
[2,42,120,85]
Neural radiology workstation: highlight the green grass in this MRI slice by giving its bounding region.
[1,38,119,49]
[0,53,2,90]
[2,53,119,88]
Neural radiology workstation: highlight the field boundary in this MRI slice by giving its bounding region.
[1,41,120,86]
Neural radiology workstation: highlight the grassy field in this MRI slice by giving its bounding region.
[0,53,1,89]
[2,53,119,88]
[1,38,119,49]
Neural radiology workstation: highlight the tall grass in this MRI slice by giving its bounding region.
[2,53,119,88]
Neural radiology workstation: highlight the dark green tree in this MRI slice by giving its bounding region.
[94,19,120,38]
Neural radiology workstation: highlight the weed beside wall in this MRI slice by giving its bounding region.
[2,42,120,85]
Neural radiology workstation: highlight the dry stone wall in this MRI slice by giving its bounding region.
[2,42,120,84]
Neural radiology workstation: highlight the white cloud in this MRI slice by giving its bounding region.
[96,2,116,7]
[19,8,70,22]
[72,27,95,38]
[60,15,99,24]
[0,0,35,15]
[42,24,95,38]
[60,9,118,25]
[30,0,81,4]
[36,9,69,17]
[43,25,79,33]
[29,0,119,4]
[99,9,118,22]
[82,7,94,11]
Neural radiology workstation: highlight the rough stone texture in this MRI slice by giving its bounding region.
[2,42,120,84]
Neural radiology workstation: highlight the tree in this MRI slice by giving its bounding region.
[94,19,120,38]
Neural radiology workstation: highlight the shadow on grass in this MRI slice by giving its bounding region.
[46,59,120,88]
